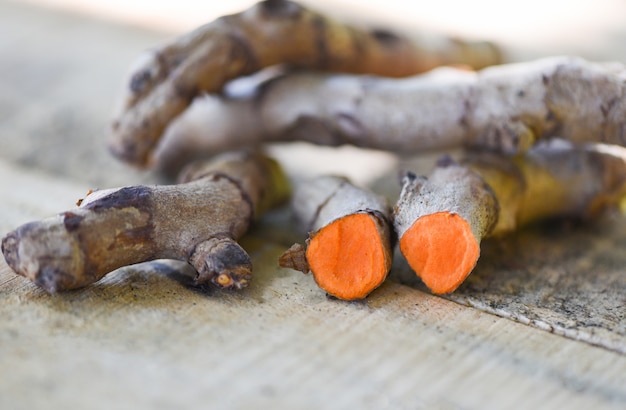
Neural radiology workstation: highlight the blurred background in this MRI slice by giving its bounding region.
[23,0,626,59]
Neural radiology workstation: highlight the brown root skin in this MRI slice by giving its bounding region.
[279,176,393,300]
[1,151,290,293]
[394,141,626,294]
[278,243,309,274]
[109,0,502,167]
[153,56,626,174]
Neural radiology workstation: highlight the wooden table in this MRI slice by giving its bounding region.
[1,1,625,408]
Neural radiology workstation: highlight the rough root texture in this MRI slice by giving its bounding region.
[150,56,626,173]
[278,243,309,274]
[1,151,289,293]
[109,0,502,166]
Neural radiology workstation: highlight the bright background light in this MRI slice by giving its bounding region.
[21,0,626,61]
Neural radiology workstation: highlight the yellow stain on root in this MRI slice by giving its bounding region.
[306,213,388,300]
[400,212,480,294]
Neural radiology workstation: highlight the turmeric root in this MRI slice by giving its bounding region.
[149,56,626,172]
[394,141,626,294]
[279,176,393,300]
[393,158,498,295]
[109,0,502,166]
[1,151,289,293]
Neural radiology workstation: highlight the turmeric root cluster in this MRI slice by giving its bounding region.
[3,0,626,298]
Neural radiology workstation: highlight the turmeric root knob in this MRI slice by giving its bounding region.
[399,212,480,294]
[306,212,392,300]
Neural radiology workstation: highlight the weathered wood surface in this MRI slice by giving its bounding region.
[1,1,625,408]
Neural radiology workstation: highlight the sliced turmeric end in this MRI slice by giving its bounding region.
[399,212,480,294]
[306,213,390,300]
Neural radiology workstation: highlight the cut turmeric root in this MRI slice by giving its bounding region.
[394,141,626,294]
[400,213,481,294]
[279,176,393,300]
[306,213,390,300]
[394,157,497,294]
